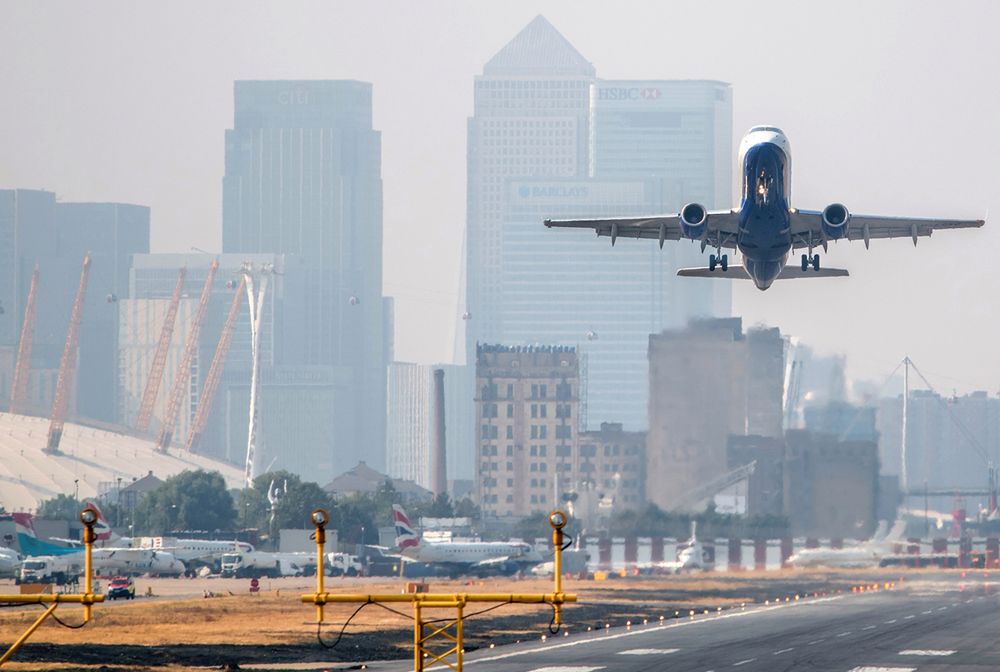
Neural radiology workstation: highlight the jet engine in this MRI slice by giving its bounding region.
[679,202,708,239]
[821,203,851,240]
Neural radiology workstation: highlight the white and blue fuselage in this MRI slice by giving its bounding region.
[736,126,794,289]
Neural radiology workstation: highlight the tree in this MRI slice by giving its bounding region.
[134,470,236,534]
[37,494,86,521]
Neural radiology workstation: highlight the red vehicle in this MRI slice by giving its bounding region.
[107,576,135,600]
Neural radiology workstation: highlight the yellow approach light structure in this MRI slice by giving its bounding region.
[0,508,105,666]
[302,509,577,671]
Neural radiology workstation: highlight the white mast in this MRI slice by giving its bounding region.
[901,356,910,493]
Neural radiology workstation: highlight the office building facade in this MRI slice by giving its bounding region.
[222,80,389,472]
[646,318,785,510]
[465,18,733,435]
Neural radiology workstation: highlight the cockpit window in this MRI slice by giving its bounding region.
[750,125,783,134]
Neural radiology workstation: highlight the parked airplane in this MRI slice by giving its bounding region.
[787,520,907,569]
[0,547,20,578]
[13,508,184,576]
[637,521,709,574]
[391,505,543,575]
[545,126,984,290]
[131,536,254,570]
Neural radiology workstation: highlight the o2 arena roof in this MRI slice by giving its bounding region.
[0,413,244,512]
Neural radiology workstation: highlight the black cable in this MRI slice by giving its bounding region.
[561,535,574,552]
[45,604,87,629]
[316,599,417,650]
[316,599,373,649]
[547,602,561,635]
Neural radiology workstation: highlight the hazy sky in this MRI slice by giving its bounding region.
[2,1,998,395]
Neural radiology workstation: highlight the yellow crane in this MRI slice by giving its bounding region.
[134,267,187,432]
[156,259,218,452]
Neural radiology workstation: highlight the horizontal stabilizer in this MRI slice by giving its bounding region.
[677,266,750,279]
[677,266,849,279]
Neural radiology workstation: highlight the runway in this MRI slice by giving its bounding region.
[372,574,1000,672]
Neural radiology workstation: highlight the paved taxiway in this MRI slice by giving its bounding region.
[372,575,999,672]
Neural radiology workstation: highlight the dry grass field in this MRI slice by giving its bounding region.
[0,569,914,671]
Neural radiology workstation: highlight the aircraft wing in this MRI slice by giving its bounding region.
[790,210,984,249]
[544,210,741,250]
[677,266,848,279]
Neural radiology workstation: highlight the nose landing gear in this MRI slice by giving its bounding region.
[801,254,820,272]
[709,253,729,272]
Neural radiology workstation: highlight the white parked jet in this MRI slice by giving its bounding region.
[787,520,907,569]
[638,521,709,574]
[546,126,984,290]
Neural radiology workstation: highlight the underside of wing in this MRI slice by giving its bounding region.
[545,210,741,250]
[677,266,849,279]
[790,209,984,249]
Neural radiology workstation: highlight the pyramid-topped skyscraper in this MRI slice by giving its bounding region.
[460,18,732,513]
[483,15,595,76]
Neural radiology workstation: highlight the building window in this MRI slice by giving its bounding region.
[506,426,514,439]
[507,404,513,418]
[540,404,547,418]
[539,425,547,439]
[540,384,547,398]
[506,445,513,456]
[539,445,547,457]
[530,445,537,456]
[530,463,538,472]
[507,383,514,398]
[506,462,513,471]
[539,462,547,472]
[506,495,514,503]
[556,425,571,439]
[531,404,537,418]
[530,425,538,439]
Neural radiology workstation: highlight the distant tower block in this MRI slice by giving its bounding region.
[431,368,448,497]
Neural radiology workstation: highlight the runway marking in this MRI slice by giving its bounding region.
[847,667,916,672]
[884,619,897,624]
[732,658,756,666]
[836,631,852,637]
[458,594,846,666]
[617,648,679,656]
[773,647,794,655]
[526,668,605,672]
[921,610,933,614]
[936,606,948,611]
[862,625,877,631]
[807,639,825,645]
[899,649,956,656]
[903,615,915,620]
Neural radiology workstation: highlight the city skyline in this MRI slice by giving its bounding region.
[0,2,998,395]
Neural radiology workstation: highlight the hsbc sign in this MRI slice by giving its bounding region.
[597,87,662,101]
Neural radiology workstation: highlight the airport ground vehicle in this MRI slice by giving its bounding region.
[107,576,135,600]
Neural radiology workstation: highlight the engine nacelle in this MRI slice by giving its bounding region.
[821,203,851,240]
[679,202,708,239]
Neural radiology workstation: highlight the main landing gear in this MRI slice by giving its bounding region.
[801,253,821,272]
[709,253,728,272]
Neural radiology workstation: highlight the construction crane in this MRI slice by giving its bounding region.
[46,254,92,454]
[185,275,245,453]
[668,461,757,513]
[155,259,218,452]
[9,265,39,415]
[134,267,187,432]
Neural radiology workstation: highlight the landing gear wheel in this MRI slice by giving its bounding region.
[801,254,809,272]
[812,254,821,271]
[720,254,728,272]
[709,254,717,271]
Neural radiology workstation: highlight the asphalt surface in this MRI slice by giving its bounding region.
[369,574,1000,672]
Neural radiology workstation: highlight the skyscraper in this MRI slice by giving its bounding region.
[465,18,733,434]
[0,190,149,422]
[222,80,389,472]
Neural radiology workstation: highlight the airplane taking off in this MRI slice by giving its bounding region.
[391,505,543,575]
[545,126,984,290]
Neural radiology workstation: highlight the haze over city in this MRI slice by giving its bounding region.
[2,1,998,392]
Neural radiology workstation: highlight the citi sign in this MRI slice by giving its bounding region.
[597,87,662,101]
